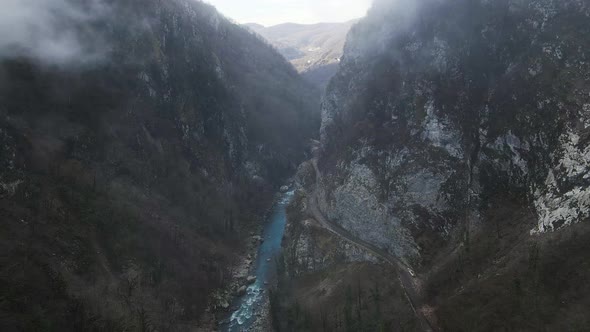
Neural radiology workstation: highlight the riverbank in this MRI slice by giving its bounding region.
[204,226,263,314]
[247,295,273,331]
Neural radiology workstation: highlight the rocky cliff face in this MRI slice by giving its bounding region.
[319,0,590,266]
[0,0,318,330]
[282,185,378,277]
[275,0,590,330]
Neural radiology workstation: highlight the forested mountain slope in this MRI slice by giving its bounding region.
[0,0,318,330]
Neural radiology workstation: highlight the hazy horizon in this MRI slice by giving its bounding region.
[203,0,372,26]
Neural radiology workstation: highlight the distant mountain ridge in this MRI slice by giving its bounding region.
[245,20,357,88]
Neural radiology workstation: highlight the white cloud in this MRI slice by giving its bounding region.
[0,0,110,65]
[204,0,372,26]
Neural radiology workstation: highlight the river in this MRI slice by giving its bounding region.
[221,190,294,332]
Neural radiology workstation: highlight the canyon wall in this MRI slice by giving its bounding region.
[0,0,319,330]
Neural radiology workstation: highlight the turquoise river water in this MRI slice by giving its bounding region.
[221,190,294,331]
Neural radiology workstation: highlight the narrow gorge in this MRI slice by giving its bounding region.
[1,0,589,331]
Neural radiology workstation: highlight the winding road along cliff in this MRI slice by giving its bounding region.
[310,158,436,332]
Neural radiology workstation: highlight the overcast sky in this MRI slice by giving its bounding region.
[203,0,372,26]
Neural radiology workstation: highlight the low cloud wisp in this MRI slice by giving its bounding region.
[0,0,110,66]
